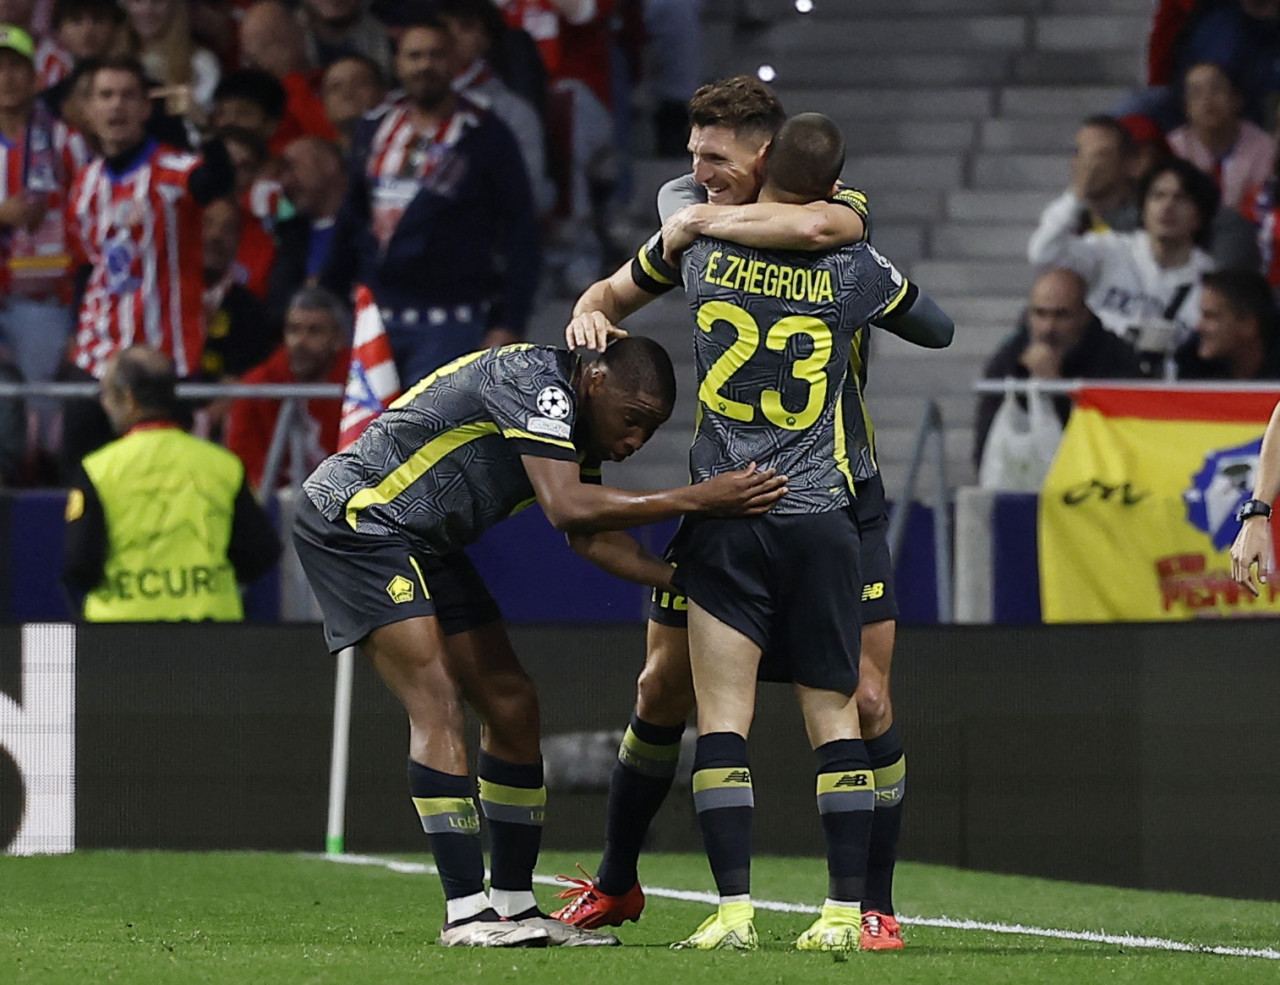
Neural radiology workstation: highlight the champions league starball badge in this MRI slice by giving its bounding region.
[536,386,571,420]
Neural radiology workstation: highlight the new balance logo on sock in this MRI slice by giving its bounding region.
[722,770,752,784]
[833,773,869,788]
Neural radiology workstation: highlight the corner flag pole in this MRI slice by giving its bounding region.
[325,646,356,854]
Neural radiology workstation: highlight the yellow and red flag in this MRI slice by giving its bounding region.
[1039,386,1280,621]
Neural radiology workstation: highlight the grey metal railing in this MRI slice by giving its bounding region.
[886,398,953,624]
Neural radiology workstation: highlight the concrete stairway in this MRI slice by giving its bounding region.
[530,0,1151,495]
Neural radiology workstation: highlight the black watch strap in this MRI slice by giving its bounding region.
[1237,498,1272,521]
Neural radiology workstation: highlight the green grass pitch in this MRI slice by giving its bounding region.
[2,851,1277,984]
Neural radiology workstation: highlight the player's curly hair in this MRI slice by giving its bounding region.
[601,337,677,408]
[688,76,786,142]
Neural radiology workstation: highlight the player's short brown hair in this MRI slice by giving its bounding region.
[687,76,786,142]
[763,113,845,201]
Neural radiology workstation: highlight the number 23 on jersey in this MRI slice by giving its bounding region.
[696,300,835,431]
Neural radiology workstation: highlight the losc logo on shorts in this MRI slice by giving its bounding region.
[386,575,415,603]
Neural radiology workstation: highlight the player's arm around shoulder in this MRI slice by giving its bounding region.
[520,456,788,535]
[662,186,869,254]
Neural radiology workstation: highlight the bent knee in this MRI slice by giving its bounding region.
[636,654,695,725]
[855,680,891,732]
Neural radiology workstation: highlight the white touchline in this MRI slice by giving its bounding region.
[315,853,1280,961]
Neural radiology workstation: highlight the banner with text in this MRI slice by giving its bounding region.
[1039,387,1280,622]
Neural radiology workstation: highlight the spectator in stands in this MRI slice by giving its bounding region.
[62,55,235,472]
[300,0,391,75]
[62,346,280,621]
[211,68,287,152]
[217,124,279,301]
[1119,0,1280,131]
[225,285,349,489]
[975,268,1145,472]
[200,197,276,383]
[1175,268,1280,378]
[1028,157,1219,356]
[1051,115,1141,234]
[437,0,554,216]
[37,0,122,89]
[1169,61,1277,210]
[123,0,221,112]
[1129,114,1262,272]
[269,136,346,322]
[320,53,385,148]
[322,13,539,384]
[0,25,88,462]
[238,2,339,154]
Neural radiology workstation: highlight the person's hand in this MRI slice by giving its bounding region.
[151,85,203,125]
[565,310,627,352]
[660,204,705,261]
[0,192,49,232]
[1019,339,1064,379]
[1230,515,1274,597]
[694,462,788,516]
[481,327,521,349]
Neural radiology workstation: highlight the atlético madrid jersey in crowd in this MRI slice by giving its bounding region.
[67,139,207,380]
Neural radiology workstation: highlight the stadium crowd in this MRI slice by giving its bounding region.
[0,0,700,488]
[976,0,1280,479]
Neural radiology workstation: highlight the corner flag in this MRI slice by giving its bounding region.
[338,286,401,451]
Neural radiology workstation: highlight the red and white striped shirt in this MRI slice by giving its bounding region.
[35,38,74,89]
[68,140,208,379]
[0,109,91,301]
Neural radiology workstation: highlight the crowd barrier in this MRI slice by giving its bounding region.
[0,492,946,625]
[3,622,1276,900]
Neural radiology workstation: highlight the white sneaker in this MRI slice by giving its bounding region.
[438,917,550,947]
[513,914,621,946]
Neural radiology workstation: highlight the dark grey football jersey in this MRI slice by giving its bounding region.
[304,345,593,555]
[641,181,883,485]
[678,237,908,513]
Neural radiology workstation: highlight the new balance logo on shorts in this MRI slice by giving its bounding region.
[862,581,885,601]
[386,575,415,603]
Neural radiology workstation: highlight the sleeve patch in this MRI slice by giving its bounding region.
[526,416,572,440]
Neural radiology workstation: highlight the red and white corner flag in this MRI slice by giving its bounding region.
[339,286,402,451]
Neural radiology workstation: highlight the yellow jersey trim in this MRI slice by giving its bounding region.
[637,244,676,286]
[345,420,499,528]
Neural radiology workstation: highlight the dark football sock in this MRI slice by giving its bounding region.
[864,725,906,915]
[596,714,685,896]
[407,758,485,901]
[692,731,753,899]
[477,750,545,899]
[815,738,875,906]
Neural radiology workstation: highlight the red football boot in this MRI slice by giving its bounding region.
[550,865,645,929]
[860,910,905,950]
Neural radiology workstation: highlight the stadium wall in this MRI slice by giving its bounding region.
[1,622,1276,900]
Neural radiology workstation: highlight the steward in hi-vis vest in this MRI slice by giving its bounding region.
[62,347,280,621]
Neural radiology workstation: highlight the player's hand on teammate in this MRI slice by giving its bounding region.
[1230,517,1273,597]
[660,205,707,260]
[565,311,628,352]
[696,462,788,516]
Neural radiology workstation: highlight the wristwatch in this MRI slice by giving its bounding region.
[1236,498,1272,522]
